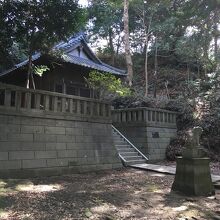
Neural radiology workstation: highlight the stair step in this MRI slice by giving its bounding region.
[116,145,133,149]
[115,144,130,147]
[115,143,127,146]
[125,159,147,165]
[123,156,143,160]
[114,141,126,144]
[112,126,148,167]
[117,149,135,152]
[120,152,139,156]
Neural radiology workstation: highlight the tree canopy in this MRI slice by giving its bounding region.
[0,0,86,74]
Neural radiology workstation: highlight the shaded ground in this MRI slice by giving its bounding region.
[0,168,219,220]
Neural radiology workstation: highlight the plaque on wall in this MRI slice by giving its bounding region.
[152,132,159,138]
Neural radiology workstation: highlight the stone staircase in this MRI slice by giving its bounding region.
[112,126,148,166]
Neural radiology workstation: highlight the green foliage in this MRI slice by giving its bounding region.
[88,0,124,58]
[86,71,131,100]
[0,0,86,69]
[34,65,50,77]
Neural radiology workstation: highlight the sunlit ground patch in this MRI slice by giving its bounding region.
[16,183,63,192]
[172,205,188,211]
[0,210,11,220]
[177,207,206,219]
[149,173,166,177]
[146,185,162,193]
[91,203,117,214]
[0,181,7,188]
[0,180,16,195]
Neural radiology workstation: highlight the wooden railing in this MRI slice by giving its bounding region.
[112,107,177,126]
[0,83,110,118]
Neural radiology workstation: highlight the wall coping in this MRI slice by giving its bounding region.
[0,108,112,124]
[113,107,179,114]
[112,107,178,127]
[113,122,177,129]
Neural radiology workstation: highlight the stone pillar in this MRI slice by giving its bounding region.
[172,127,215,196]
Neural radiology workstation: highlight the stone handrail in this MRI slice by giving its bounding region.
[0,83,110,119]
[112,107,177,126]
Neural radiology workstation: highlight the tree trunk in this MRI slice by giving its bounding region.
[26,53,32,89]
[144,14,152,97]
[26,52,36,89]
[144,39,149,97]
[123,0,133,86]
[153,36,158,98]
[187,63,190,88]
[108,29,115,65]
[213,7,219,72]
[31,71,36,89]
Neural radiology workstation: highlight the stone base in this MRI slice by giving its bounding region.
[172,157,215,196]
[182,147,206,158]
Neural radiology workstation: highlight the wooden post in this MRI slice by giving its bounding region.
[132,111,137,122]
[4,89,11,107]
[44,95,50,111]
[69,99,73,113]
[152,111,155,121]
[162,112,165,123]
[35,94,41,110]
[127,111,131,122]
[116,112,120,122]
[143,109,147,122]
[83,101,87,115]
[76,100,81,114]
[122,112,126,122]
[15,91,21,110]
[25,92,31,109]
[147,110,151,121]
[138,110,143,121]
[96,103,100,116]
[106,104,110,117]
[61,97,66,112]
[53,96,58,112]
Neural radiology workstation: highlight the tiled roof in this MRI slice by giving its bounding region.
[0,33,126,77]
[0,53,41,77]
[63,54,126,75]
[55,32,86,51]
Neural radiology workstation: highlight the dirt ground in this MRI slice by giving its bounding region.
[0,168,219,220]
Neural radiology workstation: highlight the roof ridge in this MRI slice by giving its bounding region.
[54,32,86,51]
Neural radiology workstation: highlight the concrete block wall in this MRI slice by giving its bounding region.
[147,126,177,161]
[0,113,121,178]
[114,122,177,161]
[113,124,148,155]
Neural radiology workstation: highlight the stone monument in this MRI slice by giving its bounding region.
[172,126,215,196]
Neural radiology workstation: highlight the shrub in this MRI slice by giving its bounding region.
[85,71,131,101]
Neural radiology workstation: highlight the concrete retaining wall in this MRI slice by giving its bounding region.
[0,112,121,178]
[114,122,176,161]
[146,126,177,161]
[112,107,178,161]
